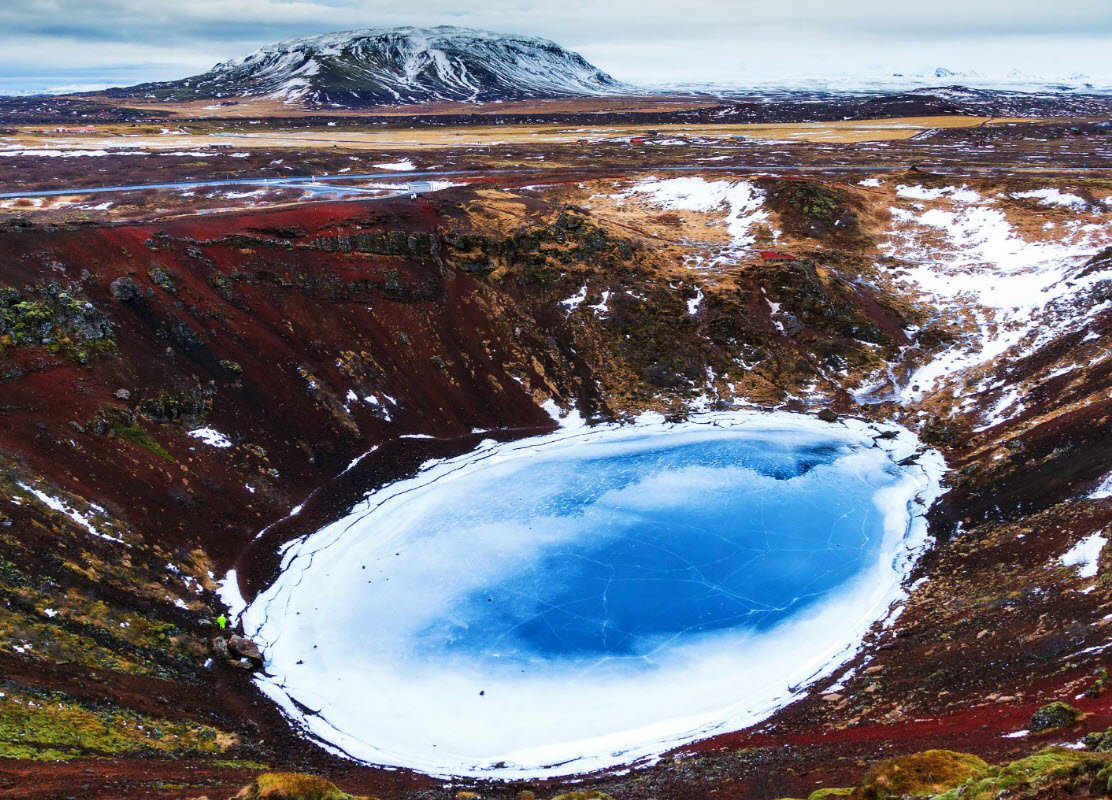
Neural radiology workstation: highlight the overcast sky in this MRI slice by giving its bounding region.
[2,0,1111,93]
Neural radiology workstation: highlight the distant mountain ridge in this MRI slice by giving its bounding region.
[654,68,1112,97]
[109,26,628,105]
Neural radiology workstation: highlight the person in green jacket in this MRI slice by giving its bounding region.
[216,614,227,630]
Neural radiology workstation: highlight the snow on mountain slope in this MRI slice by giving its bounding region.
[118,26,628,105]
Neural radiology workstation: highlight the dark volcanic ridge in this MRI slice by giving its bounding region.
[5,87,1112,127]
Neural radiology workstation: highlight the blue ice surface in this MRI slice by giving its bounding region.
[410,434,903,664]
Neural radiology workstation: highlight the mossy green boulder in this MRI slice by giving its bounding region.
[851,750,989,800]
[234,773,369,800]
[1029,701,1080,732]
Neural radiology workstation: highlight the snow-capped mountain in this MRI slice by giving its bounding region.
[114,26,628,105]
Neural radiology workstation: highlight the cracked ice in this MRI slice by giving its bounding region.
[242,412,941,778]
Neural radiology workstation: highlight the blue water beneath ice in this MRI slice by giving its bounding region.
[410,435,901,663]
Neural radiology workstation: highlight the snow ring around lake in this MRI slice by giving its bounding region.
[241,411,943,778]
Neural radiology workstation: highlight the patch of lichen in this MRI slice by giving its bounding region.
[0,685,234,761]
[0,574,208,679]
[86,402,192,461]
[296,365,361,437]
[0,282,116,363]
[602,286,706,393]
[850,750,989,800]
[1029,701,1080,732]
[918,415,970,449]
[234,772,370,800]
[441,193,910,412]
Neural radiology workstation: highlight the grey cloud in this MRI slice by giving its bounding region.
[0,0,1110,92]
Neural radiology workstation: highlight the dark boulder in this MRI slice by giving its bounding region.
[1029,701,1080,732]
[228,634,263,661]
[109,277,139,302]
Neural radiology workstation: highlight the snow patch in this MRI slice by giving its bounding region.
[374,159,416,172]
[188,427,233,448]
[687,286,704,315]
[589,289,611,317]
[613,177,773,266]
[1060,532,1106,579]
[217,569,248,624]
[1011,188,1087,210]
[896,184,982,203]
[1091,472,1112,499]
[16,482,123,544]
[560,284,588,312]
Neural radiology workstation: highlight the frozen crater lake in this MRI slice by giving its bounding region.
[241,412,942,777]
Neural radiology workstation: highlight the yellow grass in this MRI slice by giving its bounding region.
[5,115,1035,154]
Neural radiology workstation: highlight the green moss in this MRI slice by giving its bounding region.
[0,604,143,675]
[998,748,1087,782]
[829,747,1112,800]
[210,759,270,770]
[112,424,175,462]
[234,773,368,800]
[0,687,232,761]
[853,750,989,800]
[1085,725,1112,751]
[808,788,853,800]
[946,748,1094,800]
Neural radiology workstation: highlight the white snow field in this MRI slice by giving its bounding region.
[609,177,776,268]
[241,412,942,778]
[878,184,1112,405]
